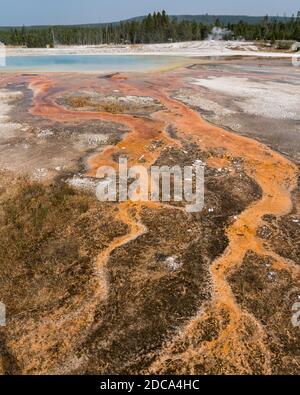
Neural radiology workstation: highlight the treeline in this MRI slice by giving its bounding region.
[228,15,300,41]
[0,11,300,48]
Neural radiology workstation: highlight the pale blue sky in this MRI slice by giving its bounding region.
[0,0,298,26]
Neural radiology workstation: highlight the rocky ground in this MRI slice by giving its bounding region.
[0,57,299,374]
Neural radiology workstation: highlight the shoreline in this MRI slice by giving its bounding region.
[0,58,190,74]
[5,40,299,60]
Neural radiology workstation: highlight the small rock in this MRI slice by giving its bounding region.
[268,271,276,282]
[165,256,183,271]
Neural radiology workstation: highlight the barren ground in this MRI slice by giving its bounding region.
[0,57,299,374]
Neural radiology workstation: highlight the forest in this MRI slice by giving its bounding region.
[0,10,300,48]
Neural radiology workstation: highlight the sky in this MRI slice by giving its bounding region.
[0,0,299,26]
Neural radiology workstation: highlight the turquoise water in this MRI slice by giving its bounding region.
[3,55,184,72]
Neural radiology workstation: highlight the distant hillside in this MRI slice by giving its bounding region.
[125,14,292,25]
[0,14,293,30]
